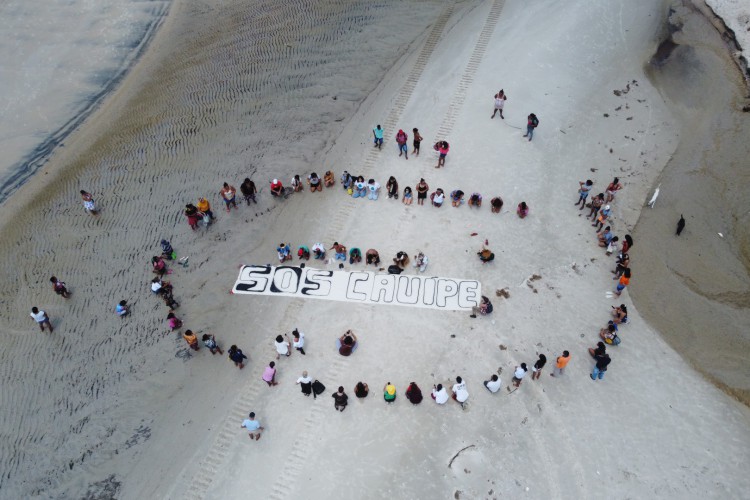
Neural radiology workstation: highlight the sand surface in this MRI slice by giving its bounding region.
[1,0,749,499]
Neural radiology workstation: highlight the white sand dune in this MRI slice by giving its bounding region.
[1,0,749,499]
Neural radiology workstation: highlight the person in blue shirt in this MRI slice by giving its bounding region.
[277,243,292,263]
[373,124,384,149]
[115,300,129,317]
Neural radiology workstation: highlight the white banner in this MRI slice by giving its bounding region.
[232,265,481,311]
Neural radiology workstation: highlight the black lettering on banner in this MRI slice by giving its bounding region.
[370,274,395,303]
[396,276,420,304]
[435,278,459,308]
[270,266,302,293]
[422,278,436,305]
[346,272,370,301]
[235,265,272,293]
[301,269,333,296]
[458,281,480,308]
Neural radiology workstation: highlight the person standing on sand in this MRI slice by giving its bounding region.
[435,141,449,168]
[228,345,247,369]
[591,353,611,381]
[588,341,606,358]
[337,330,358,356]
[202,333,223,355]
[587,193,605,219]
[416,179,429,206]
[551,351,571,377]
[396,129,409,159]
[184,204,201,230]
[241,412,264,440]
[296,371,313,396]
[523,113,539,141]
[412,128,423,155]
[220,182,237,212]
[512,364,528,388]
[197,197,215,222]
[262,361,278,387]
[531,354,547,380]
[275,334,291,360]
[333,386,349,411]
[50,276,70,298]
[615,268,631,297]
[575,180,593,210]
[183,329,199,351]
[240,178,257,205]
[292,329,305,355]
[30,307,53,332]
[373,124,384,149]
[593,205,611,232]
[491,89,507,119]
[80,190,98,215]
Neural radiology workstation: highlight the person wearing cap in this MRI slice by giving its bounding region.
[431,384,449,404]
[383,382,397,403]
[296,370,313,396]
[277,243,292,263]
[593,205,611,232]
[270,178,283,197]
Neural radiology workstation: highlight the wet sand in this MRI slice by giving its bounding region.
[631,0,750,404]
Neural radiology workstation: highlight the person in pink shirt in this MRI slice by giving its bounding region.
[434,140,449,168]
[262,361,278,387]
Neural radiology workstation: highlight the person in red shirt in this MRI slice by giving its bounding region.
[270,179,283,197]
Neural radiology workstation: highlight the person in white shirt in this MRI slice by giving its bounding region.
[275,334,291,359]
[30,307,53,332]
[367,179,380,200]
[312,243,326,260]
[451,376,469,408]
[413,251,429,272]
[292,329,305,355]
[296,370,313,396]
[431,384,449,404]
[512,363,528,388]
[484,374,502,393]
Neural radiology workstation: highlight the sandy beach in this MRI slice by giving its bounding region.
[1,0,749,499]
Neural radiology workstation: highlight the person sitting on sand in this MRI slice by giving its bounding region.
[183,329,199,351]
[81,190,98,215]
[275,334,291,359]
[386,176,399,199]
[270,179,284,197]
[365,249,381,266]
[330,242,347,261]
[605,236,619,256]
[354,381,369,398]
[490,196,503,213]
[337,330,358,356]
[593,205,611,232]
[402,186,413,205]
[431,384,449,404]
[167,312,182,331]
[599,322,620,345]
[384,382,397,403]
[262,361,278,387]
[606,177,623,202]
[161,239,175,261]
[291,175,304,192]
[470,295,493,318]
[598,227,614,246]
[298,245,310,260]
[352,177,367,199]
[308,172,322,192]
[324,170,335,187]
[450,189,464,207]
[115,300,129,317]
[341,171,352,191]
[228,345,247,369]
[202,333,223,355]
[588,193,605,219]
[50,276,70,298]
[393,251,409,268]
[277,243,292,263]
[468,192,482,208]
[312,242,326,260]
[349,247,362,264]
[484,374,502,393]
[297,371,313,396]
[333,386,348,412]
[241,412,264,440]
[451,376,469,408]
[430,188,445,207]
[152,256,168,276]
[406,382,423,405]
[477,241,495,264]
[588,341,606,358]
[367,179,381,200]
[517,201,529,218]
[413,251,428,272]
[612,304,628,324]
[240,178,257,205]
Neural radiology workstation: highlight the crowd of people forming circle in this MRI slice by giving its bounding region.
[29,91,636,441]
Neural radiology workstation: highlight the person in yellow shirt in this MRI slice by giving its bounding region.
[196,197,214,221]
[183,330,199,351]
